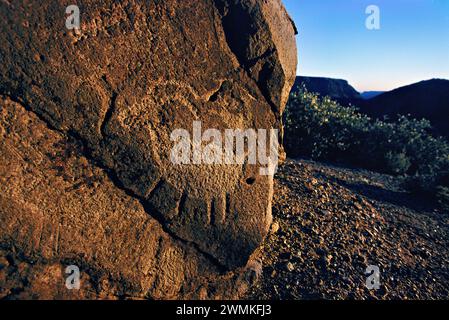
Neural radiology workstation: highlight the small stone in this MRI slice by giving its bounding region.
[354,202,363,210]
[245,260,263,285]
[270,221,280,234]
[304,183,314,191]
[286,262,295,272]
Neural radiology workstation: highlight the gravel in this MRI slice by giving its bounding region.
[247,159,449,300]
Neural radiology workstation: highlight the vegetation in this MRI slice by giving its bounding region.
[284,87,449,211]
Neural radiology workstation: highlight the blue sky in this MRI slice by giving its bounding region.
[283,0,449,92]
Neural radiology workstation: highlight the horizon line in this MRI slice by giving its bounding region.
[296,75,449,93]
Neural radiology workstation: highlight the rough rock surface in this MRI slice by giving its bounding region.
[0,0,297,298]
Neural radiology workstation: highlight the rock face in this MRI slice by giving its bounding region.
[0,0,297,299]
[291,76,361,107]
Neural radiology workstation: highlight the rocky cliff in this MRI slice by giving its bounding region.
[291,76,361,106]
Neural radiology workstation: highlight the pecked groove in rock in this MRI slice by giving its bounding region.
[0,0,297,290]
[99,91,118,138]
[1,92,229,273]
[0,96,257,299]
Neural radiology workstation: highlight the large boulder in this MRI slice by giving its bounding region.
[0,0,297,298]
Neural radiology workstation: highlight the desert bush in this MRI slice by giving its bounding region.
[284,89,370,161]
[284,87,449,210]
[436,186,449,213]
[384,151,411,175]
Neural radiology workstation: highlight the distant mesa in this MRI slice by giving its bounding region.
[291,76,361,106]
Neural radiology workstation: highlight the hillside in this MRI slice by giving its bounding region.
[248,159,449,299]
[291,76,362,106]
[359,79,449,137]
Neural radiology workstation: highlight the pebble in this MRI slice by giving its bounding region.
[249,159,448,300]
[270,221,280,234]
[286,262,295,272]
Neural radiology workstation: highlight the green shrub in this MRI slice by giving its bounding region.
[284,89,370,161]
[384,151,411,175]
[436,186,449,213]
[284,87,449,210]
